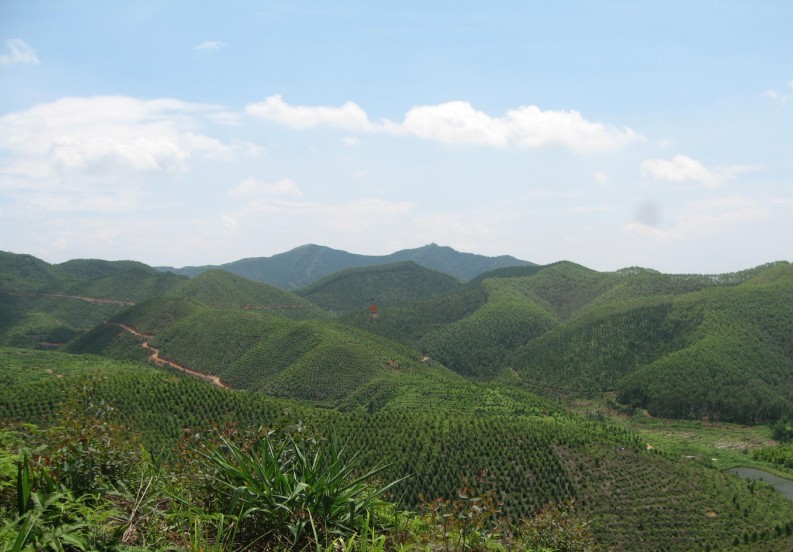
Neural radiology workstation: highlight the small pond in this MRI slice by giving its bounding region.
[727,467,793,501]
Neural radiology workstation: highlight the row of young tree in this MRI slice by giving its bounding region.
[3,355,793,550]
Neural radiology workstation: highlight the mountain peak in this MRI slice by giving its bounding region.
[158,244,535,290]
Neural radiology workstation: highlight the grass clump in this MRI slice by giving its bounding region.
[179,425,402,550]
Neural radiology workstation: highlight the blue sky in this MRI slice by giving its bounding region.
[1,1,791,273]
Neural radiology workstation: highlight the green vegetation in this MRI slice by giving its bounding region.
[4,250,793,549]
[159,243,534,289]
[173,269,328,320]
[340,286,487,345]
[297,261,461,315]
[418,277,558,378]
[0,251,186,350]
[3,348,793,550]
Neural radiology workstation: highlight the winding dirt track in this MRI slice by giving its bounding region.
[105,322,229,389]
[11,291,303,390]
[10,292,135,306]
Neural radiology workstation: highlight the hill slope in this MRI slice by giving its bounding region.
[3,346,793,551]
[509,262,793,422]
[336,259,793,422]
[66,296,478,409]
[296,261,463,314]
[0,251,186,348]
[159,243,534,289]
[171,269,328,319]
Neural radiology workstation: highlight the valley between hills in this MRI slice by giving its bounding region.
[2,244,793,550]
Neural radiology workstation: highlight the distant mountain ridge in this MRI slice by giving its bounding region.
[157,243,535,290]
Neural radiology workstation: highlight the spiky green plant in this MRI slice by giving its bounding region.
[191,430,403,550]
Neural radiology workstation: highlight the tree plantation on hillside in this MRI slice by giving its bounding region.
[2,250,793,549]
[2,347,793,550]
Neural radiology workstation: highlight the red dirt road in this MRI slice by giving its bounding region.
[105,322,229,389]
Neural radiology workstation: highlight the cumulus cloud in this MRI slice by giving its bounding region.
[641,155,720,187]
[0,96,243,184]
[641,154,759,189]
[0,39,40,66]
[0,96,259,217]
[194,41,227,51]
[246,95,375,131]
[398,101,509,147]
[230,177,303,199]
[246,95,643,152]
[402,99,643,150]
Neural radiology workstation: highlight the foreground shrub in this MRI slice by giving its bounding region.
[516,499,600,552]
[180,427,402,550]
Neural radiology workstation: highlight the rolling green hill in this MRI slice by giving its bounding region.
[5,252,793,549]
[333,259,793,423]
[340,285,488,344]
[0,252,187,349]
[66,296,483,409]
[417,276,559,378]
[159,243,534,289]
[296,261,462,314]
[510,262,793,422]
[0,251,59,292]
[170,269,329,319]
[5,249,793,426]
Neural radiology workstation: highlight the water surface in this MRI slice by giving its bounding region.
[727,467,793,501]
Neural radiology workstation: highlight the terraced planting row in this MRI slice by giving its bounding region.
[4,349,792,550]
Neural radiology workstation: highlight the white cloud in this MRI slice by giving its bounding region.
[640,154,759,189]
[194,41,227,52]
[230,178,303,199]
[246,95,643,152]
[22,192,138,213]
[207,111,243,126]
[0,96,240,185]
[504,104,641,151]
[398,101,509,147]
[0,96,256,218]
[342,137,362,148]
[246,95,375,131]
[641,155,720,187]
[764,81,793,104]
[0,39,40,66]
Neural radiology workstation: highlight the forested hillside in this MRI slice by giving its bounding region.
[0,251,187,349]
[3,250,793,549]
[158,243,534,289]
[4,250,793,423]
[66,295,479,409]
[337,260,793,422]
[297,261,462,314]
